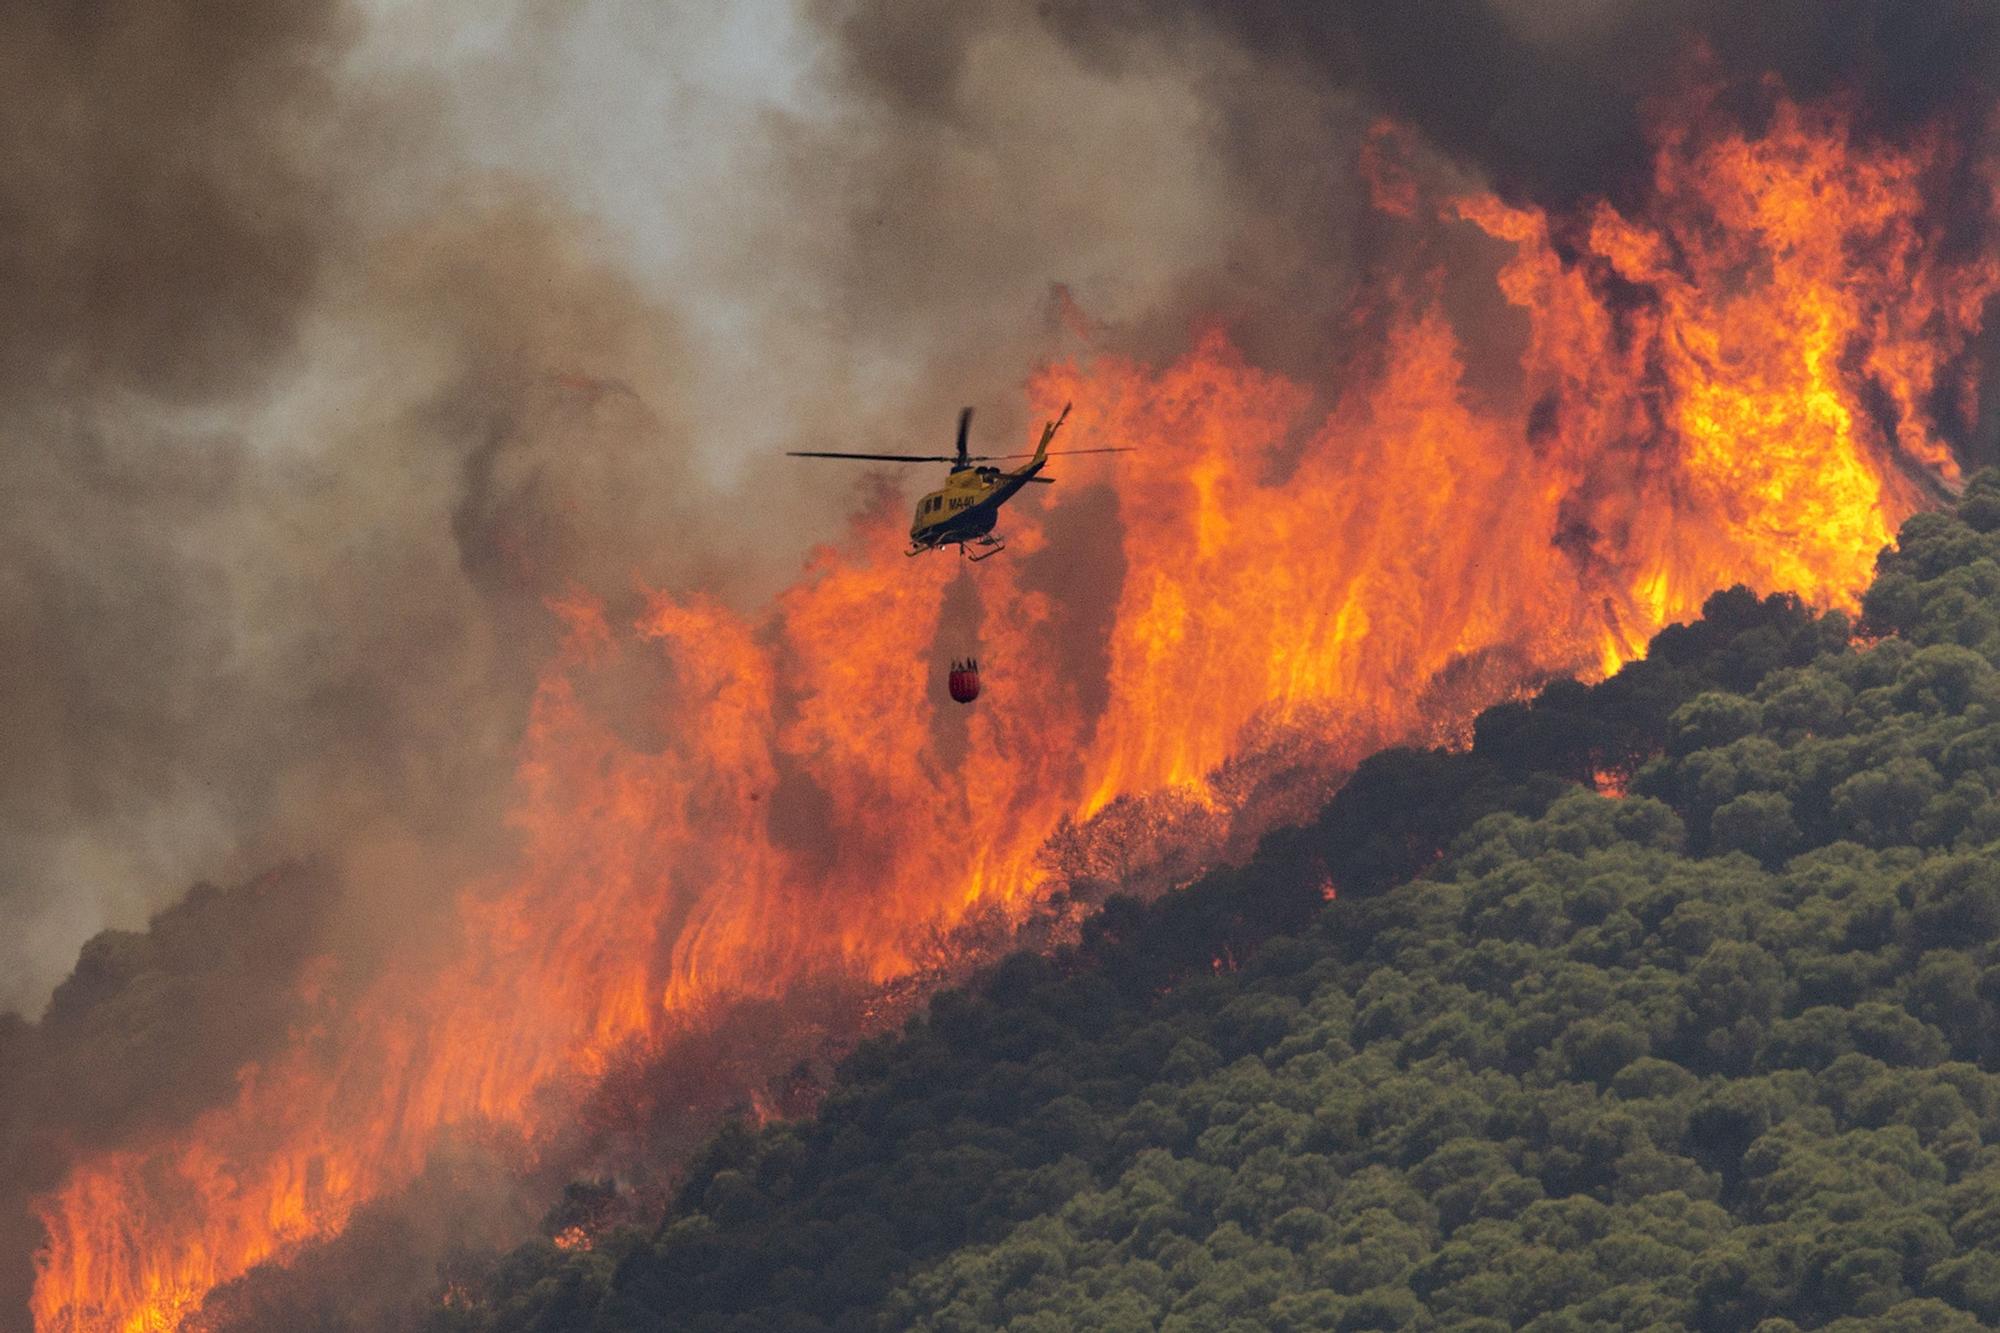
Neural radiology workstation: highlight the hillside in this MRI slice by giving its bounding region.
[431,474,2000,1332]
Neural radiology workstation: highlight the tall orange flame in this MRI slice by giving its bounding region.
[30,85,1999,1331]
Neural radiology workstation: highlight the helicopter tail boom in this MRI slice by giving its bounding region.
[1028,402,1072,469]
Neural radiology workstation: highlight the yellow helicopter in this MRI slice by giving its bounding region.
[788,403,1127,560]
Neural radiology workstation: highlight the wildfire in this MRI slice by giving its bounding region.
[30,82,1998,1332]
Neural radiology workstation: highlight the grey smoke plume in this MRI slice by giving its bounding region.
[0,0,349,1015]
[1029,0,2000,209]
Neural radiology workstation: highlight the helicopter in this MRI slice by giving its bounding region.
[788,403,1128,561]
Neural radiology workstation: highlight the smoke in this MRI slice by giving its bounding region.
[808,0,2000,399]
[0,0,340,1013]
[1032,0,2000,210]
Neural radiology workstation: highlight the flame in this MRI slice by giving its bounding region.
[29,84,1999,1331]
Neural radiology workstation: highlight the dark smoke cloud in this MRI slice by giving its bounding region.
[0,0,352,1015]
[0,1,347,405]
[1033,0,2000,210]
[808,0,1389,384]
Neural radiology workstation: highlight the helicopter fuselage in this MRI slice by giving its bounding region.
[909,459,1045,551]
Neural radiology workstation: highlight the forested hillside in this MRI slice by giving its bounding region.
[433,474,2000,1332]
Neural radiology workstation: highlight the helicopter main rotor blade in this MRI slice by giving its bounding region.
[786,451,959,462]
[966,447,1137,460]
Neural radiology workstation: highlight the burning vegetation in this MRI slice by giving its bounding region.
[16,5,2000,1332]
